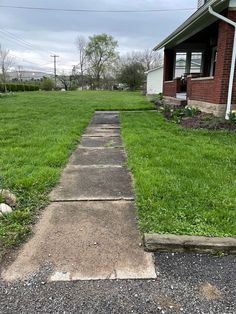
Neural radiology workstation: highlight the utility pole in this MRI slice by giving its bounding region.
[51,55,59,89]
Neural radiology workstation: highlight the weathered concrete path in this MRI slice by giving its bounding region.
[2,112,156,282]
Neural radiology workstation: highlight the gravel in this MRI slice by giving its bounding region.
[1,253,235,314]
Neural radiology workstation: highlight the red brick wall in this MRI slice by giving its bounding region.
[163,79,182,97]
[163,81,176,97]
[187,77,215,102]
[214,11,234,104]
[188,10,236,105]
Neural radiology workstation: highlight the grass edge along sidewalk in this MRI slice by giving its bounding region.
[120,111,236,239]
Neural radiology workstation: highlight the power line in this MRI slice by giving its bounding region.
[0,28,56,55]
[0,5,195,13]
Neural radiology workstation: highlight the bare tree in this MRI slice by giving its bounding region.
[75,35,88,90]
[137,49,163,71]
[0,45,14,92]
[57,70,79,91]
[119,49,163,71]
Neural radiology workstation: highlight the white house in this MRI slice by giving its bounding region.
[146,66,163,96]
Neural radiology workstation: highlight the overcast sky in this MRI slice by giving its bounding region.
[0,0,197,74]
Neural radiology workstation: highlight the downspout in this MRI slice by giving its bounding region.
[209,6,236,119]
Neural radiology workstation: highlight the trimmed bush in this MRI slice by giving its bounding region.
[0,83,39,92]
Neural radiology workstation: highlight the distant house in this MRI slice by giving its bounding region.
[146,67,163,96]
[8,71,51,82]
[153,0,236,118]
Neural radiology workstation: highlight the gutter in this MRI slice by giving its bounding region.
[209,5,236,119]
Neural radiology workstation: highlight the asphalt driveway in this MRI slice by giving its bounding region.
[1,253,235,314]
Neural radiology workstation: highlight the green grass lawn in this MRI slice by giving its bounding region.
[121,112,236,237]
[0,90,153,258]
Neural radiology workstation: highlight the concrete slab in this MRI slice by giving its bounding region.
[88,124,120,129]
[84,127,120,136]
[70,148,126,165]
[2,201,156,281]
[80,137,123,148]
[91,113,119,125]
[50,166,134,201]
[82,134,120,138]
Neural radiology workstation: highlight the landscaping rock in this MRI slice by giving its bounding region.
[0,203,13,215]
[0,189,17,207]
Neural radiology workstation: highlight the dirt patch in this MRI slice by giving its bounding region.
[199,282,223,301]
[181,113,236,131]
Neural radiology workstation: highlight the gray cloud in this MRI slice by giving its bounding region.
[0,0,196,72]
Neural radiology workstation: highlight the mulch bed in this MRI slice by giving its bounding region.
[180,113,236,131]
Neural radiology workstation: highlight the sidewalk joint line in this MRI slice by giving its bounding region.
[51,198,135,202]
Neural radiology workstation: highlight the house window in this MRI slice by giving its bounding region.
[174,52,187,78]
[190,52,203,74]
[174,52,203,78]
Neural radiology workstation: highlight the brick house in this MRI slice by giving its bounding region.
[154,0,236,118]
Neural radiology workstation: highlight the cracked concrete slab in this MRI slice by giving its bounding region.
[50,166,134,201]
[70,148,126,165]
[80,137,123,148]
[2,201,156,281]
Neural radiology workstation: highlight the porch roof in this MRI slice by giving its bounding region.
[153,0,230,51]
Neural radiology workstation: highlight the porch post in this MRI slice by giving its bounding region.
[164,49,175,81]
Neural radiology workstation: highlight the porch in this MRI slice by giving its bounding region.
[158,5,236,116]
[163,19,219,107]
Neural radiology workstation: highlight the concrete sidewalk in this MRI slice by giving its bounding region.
[2,112,156,282]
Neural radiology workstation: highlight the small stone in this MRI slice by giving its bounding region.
[0,189,17,207]
[134,294,138,298]
[170,285,174,290]
[94,242,97,245]
[0,203,13,215]
[139,243,142,247]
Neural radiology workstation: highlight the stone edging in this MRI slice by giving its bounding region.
[143,234,236,255]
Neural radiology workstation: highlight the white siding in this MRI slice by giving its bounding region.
[146,67,163,95]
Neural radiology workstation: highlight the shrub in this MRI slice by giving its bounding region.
[228,111,236,125]
[0,83,39,92]
[40,78,54,91]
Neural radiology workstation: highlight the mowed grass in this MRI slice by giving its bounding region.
[121,112,236,237]
[0,91,153,257]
